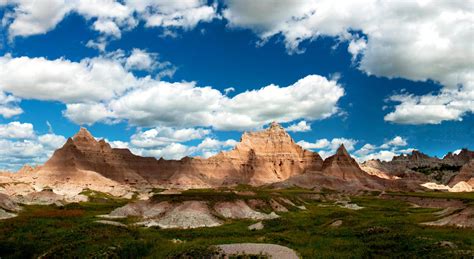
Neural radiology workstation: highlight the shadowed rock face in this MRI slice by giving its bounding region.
[361,148,474,186]
[320,145,386,190]
[448,161,474,187]
[322,144,362,180]
[39,123,324,188]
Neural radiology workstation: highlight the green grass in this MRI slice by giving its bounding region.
[386,191,474,203]
[0,190,473,258]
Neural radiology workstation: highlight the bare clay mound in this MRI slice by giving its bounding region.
[14,190,64,205]
[137,201,222,229]
[0,193,21,212]
[106,200,221,229]
[214,200,279,220]
[216,243,299,259]
[108,200,172,218]
[422,207,474,228]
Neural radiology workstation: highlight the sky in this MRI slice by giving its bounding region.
[0,0,472,170]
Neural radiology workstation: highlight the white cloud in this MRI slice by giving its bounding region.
[298,139,329,150]
[353,136,413,162]
[108,74,343,130]
[298,137,357,158]
[38,133,66,149]
[6,0,73,38]
[131,126,210,148]
[133,0,218,30]
[0,91,22,118]
[108,140,130,149]
[93,19,121,38]
[0,121,67,170]
[359,150,398,162]
[0,53,342,131]
[0,121,34,139]
[138,142,193,160]
[124,48,173,72]
[63,103,113,125]
[213,75,344,130]
[85,37,108,52]
[384,91,473,124]
[354,143,377,156]
[224,87,235,95]
[223,0,474,123]
[134,136,237,160]
[380,136,407,149]
[0,139,44,158]
[285,120,311,132]
[0,54,138,103]
[3,0,217,39]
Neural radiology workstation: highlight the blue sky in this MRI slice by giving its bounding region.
[0,0,472,170]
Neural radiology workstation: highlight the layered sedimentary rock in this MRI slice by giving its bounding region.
[36,122,323,188]
[361,148,474,185]
[448,161,474,187]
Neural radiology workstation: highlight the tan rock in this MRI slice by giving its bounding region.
[0,208,16,220]
[449,161,474,187]
[214,200,279,220]
[137,201,222,229]
[248,221,264,230]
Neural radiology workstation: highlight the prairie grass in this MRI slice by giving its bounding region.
[0,190,472,258]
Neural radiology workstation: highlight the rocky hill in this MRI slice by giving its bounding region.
[33,122,324,189]
[1,122,470,200]
[361,148,474,186]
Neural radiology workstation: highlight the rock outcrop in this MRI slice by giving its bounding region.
[5,122,462,194]
[448,161,474,187]
[362,148,474,186]
[34,122,324,189]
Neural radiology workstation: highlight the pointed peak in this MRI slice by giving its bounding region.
[74,127,94,140]
[336,144,350,156]
[267,121,285,131]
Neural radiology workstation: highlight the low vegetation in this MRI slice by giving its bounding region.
[0,189,473,258]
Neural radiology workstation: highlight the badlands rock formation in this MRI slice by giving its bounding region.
[362,148,474,187]
[1,122,470,201]
[448,161,474,188]
[276,145,420,192]
[25,122,324,190]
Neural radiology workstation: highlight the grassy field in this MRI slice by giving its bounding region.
[0,190,473,258]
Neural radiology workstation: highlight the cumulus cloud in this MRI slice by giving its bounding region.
[380,136,407,149]
[298,138,330,150]
[384,90,474,124]
[298,137,357,158]
[125,48,175,74]
[131,0,218,30]
[0,121,34,139]
[222,0,474,124]
[285,121,311,132]
[353,136,413,162]
[93,18,122,38]
[131,126,210,148]
[38,133,66,149]
[0,52,343,130]
[0,54,138,103]
[108,74,344,130]
[4,0,73,38]
[298,135,413,162]
[63,103,113,125]
[195,137,238,158]
[2,0,218,40]
[0,91,22,118]
[138,142,193,160]
[354,143,377,156]
[128,136,237,160]
[0,121,66,170]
